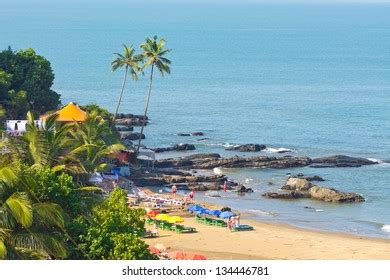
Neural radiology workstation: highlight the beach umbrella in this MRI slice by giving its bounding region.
[219,211,235,219]
[192,254,207,260]
[148,246,161,254]
[187,204,204,212]
[147,210,159,217]
[168,216,184,223]
[155,214,170,221]
[170,251,188,260]
[154,243,167,252]
[196,208,208,215]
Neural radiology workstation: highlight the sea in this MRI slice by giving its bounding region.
[1,0,390,238]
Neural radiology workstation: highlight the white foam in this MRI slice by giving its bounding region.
[315,209,324,212]
[265,147,293,153]
[367,158,384,164]
[381,225,390,232]
[247,209,278,217]
[245,178,254,183]
[213,167,224,175]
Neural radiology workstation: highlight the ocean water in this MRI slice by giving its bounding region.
[1,1,390,238]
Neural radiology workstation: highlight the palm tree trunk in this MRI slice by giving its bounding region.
[136,64,154,154]
[112,66,128,126]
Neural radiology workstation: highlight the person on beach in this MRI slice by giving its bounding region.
[227,216,234,231]
[235,214,241,228]
[223,180,228,192]
[189,191,195,203]
[183,193,188,206]
[171,184,177,198]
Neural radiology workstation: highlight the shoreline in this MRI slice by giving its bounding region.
[142,187,390,260]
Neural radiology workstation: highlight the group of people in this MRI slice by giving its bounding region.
[227,214,241,231]
[171,184,194,206]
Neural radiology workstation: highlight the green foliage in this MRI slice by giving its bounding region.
[0,47,60,118]
[81,103,111,120]
[28,167,83,216]
[0,164,67,259]
[72,188,156,260]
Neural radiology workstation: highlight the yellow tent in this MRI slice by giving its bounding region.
[167,216,184,223]
[42,102,87,122]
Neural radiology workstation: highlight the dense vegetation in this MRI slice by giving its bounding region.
[0,37,170,259]
[0,47,61,119]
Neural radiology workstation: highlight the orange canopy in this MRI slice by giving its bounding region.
[42,102,87,122]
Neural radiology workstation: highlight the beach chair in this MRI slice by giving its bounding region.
[195,215,206,223]
[233,225,254,232]
[212,219,227,227]
[145,217,155,225]
[159,221,174,231]
[171,224,197,234]
[143,229,159,238]
[204,217,215,225]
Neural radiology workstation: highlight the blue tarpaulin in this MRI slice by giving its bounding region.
[219,211,235,219]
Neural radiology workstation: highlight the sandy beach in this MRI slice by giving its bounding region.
[142,189,390,260]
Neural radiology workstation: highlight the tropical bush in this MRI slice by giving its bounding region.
[71,188,156,260]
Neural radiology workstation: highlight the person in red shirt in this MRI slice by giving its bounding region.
[223,180,228,192]
[189,191,195,203]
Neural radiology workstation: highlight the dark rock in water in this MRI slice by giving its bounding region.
[115,118,148,126]
[197,138,210,141]
[115,125,134,132]
[262,191,310,199]
[191,132,205,136]
[153,143,196,153]
[266,177,364,203]
[225,144,266,152]
[120,132,145,140]
[116,113,148,120]
[178,133,191,136]
[236,185,254,193]
[311,155,377,168]
[221,207,231,212]
[294,173,325,181]
[267,181,274,185]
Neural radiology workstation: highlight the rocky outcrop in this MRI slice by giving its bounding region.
[309,186,364,203]
[120,132,145,140]
[262,191,311,199]
[155,154,312,169]
[293,173,325,182]
[115,125,134,132]
[235,185,254,193]
[311,155,377,168]
[263,178,364,203]
[282,177,313,191]
[188,182,220,191]
[152,144,196,153]
[225,144,266,152]
[177,133,191,137]
[115,117,148,126]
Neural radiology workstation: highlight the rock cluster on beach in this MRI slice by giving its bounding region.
[262,177,365,203]
[155,153,377,169]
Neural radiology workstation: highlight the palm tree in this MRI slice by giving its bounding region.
[68,111,124,174]
[136,36,171,154]
[111,44,142,125]
[0,163,67,259]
